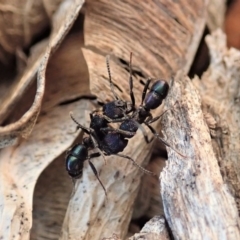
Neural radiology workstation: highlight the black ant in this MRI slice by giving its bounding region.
[99,53,185,157]
[66,112,154,196]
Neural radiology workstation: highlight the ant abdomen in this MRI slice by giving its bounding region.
[120,119,138,138]
[102,132,128,154]
[151,80,169,98]
[145,91,163,109]
[144,80,169,110]
[66,144,87,178]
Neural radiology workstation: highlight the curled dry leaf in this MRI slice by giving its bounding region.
[0,100,91,240]
[0,0,62,63]
[43,31,90,111]
[0,0,85,239]
[61,0,207,239]
[0,0,84,148]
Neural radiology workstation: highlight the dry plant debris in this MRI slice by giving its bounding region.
[0,0,240,240]
[0,0,85,239]
[193,29,240,215]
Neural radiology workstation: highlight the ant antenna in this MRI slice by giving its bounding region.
[106,55,119,100]
[88,159,107,196]
[115,153,156,176]
[69,112,91,133]
[129,52,135,109]
[145,123,186,158]
[70,178,78,199]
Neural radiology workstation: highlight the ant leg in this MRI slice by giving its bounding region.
[90,112,93,120]
[100,121,153,143]
[136,123,154,144]
[101,114,130,123]
[146,102,178,124]
[147,102,190,134]
[106,55,119,100]
[144,123,186,158]
[90,109,101,120]
[69,112,93,135]
[88,154,107,196]
[128,52,136,110]
[141,78,152,105]
[70,112,91,134]
[89,134,107,165]
[113,153,156,176]
[100,127,135,137]
[146,109,172,124]
[70,178,78,199]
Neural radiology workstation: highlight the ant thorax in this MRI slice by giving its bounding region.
[135,105,150,124]
[103,100,129,119]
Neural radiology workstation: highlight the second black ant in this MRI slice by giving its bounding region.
[99,53,185,157]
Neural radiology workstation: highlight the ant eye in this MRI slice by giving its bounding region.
[151,80,169,99]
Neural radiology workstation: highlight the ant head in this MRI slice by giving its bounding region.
[66,144,87,178]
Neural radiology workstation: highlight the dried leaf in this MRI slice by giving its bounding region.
[0,99,90,239]
[0,0,84,148]
[0,0,61,63]
[0,0,85,238]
